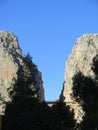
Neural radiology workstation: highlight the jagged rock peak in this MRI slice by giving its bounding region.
[0,31,44,115]
[0,30,20,49]
[61,34,98,122]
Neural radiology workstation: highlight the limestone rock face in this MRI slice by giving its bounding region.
[61,34,98,122]
[0,31,44,114]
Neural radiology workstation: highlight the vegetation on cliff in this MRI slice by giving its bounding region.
[72,54,98,130]
[2,53,98,130]
[2,54,76,130]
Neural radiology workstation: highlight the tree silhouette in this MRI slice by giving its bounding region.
[72,54,98,130]
[92,54,98,78]
[51,101,76,130]
[2,54,40,130]
[2,54,76,130]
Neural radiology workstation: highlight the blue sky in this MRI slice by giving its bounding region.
[0,0,98,101]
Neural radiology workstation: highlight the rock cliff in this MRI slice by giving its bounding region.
[61,34,98,122]
[0,31,44,115]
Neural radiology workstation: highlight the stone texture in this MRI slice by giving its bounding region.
[0,31,44,115]
[61,34,98,122]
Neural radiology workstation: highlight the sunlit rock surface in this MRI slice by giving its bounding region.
[61,34,98,122]
[0,31,44,115]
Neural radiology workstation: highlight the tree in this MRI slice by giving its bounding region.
[2,54,40,130]
[72,54,98,130]
[51,101,76,130]
[2,53,76,130]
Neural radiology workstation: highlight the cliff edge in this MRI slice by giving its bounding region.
[61,34,98,122]
[0,31,44,115]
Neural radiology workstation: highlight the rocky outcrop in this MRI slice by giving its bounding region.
[61,34,98,122]
[0,31,44,115]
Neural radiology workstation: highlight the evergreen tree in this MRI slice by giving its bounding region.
[51,101,76,130]
[72,54,98,130]
[2,53,76,130]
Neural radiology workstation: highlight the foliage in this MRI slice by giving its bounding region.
[2,53,76,130]
[2,100,76,130]
[72,54,98,130]
[91,54,98,79]
[51,101,76,130]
